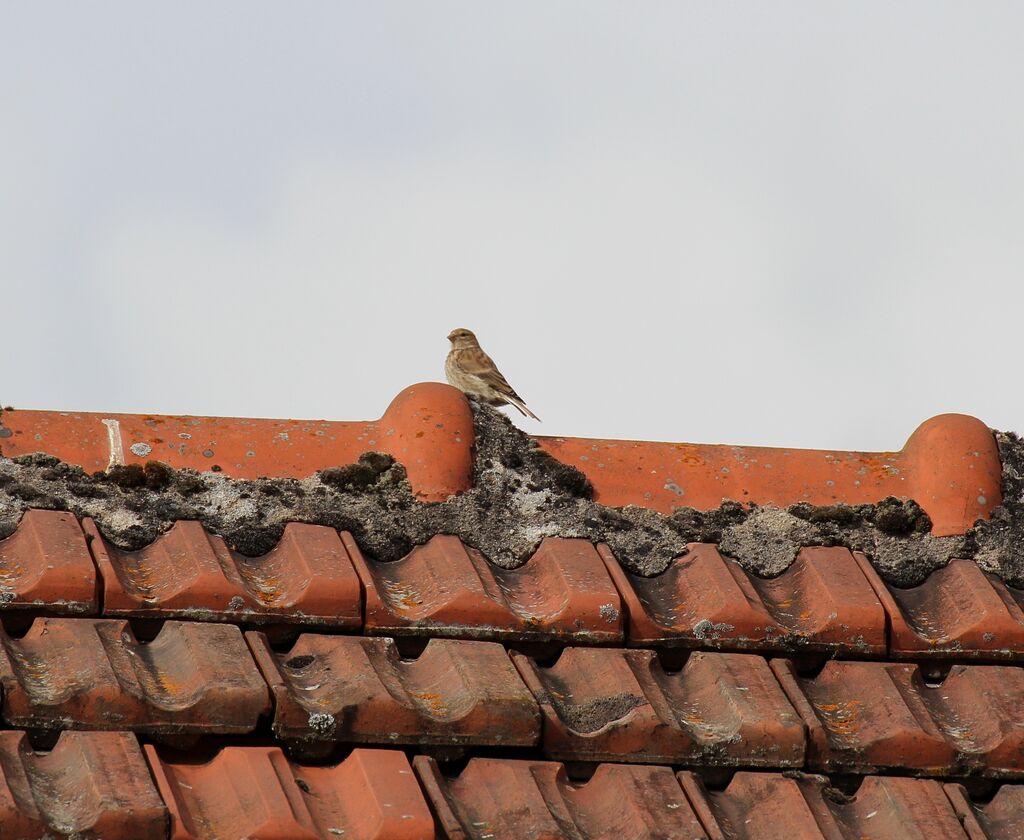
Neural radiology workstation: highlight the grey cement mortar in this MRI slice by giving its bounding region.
[1,405,1023,587]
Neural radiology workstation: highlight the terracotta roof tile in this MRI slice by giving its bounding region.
[146,744,434,840]
[349,534,623,643]
[857,553,1024,660]
[0,617,270,734]
[773,659,1024,777]
[248,632,539,751]
[537,412,1001,535]
[0,389,1017,830]
[0,383,474,500]
[944,782,1024,840]
[415,756,707,839]
[0,730,167,839]
[0,509,97,614]
[512,647,804,767]
[679,771,967,840]
[87,518,362,626]
[602,544,885,655]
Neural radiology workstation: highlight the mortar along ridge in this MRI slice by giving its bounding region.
[1,406,1022,587]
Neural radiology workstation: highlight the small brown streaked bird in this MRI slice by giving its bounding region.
[445,328,540,421]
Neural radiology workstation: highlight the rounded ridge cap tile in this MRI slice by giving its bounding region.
[0,381,474,501]
[534,412,1001,534]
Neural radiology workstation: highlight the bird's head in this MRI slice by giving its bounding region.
[447,328,478,348]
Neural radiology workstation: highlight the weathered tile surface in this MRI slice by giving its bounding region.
[0,509,97,613]
[774,659,1024,777]
[88,518,362,626]
[0,730,166,839]
[249,631,539,749]
[350,534,623,643]
[602,544,885,655]
[857,553,1024,660]
[0,617,269,733]
[680,770,967,840]
[513,647,804,767]
[416,756,707,840]
[146,744,435,840]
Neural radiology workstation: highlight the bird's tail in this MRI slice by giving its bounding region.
[507,393,540,422]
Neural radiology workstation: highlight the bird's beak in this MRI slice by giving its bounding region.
[446,331,456,342]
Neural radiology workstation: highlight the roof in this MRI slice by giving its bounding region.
[0,383,1021,838]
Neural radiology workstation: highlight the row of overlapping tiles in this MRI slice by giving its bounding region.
[0,615,1023,779]
[2,509,1023,658]
[1,730,1017,839]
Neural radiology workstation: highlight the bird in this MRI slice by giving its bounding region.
[445,328,540,421]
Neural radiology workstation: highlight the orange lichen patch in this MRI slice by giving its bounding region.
[408,690,447,717]
[813,699,863,742]
[0,382,474,502]
[536,413,1001,535]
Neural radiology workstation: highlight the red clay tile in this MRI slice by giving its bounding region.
[2,402,1000,531]
[856,553,1024,660]
[680,771,967,840]
[602,543,885,655]
[0,382,474,501]
[86,518,362,626]
[349,534,623,643]
[0,617,269,733]
[773,659,1024,777]
[415,756,707,839]
[536,413,1001,535]
[248,632,539,749]
[944,782,1024,840]
[512,647,804,767]
[146,744,433,840]
[0,509,97,614]
[0,730,167,839]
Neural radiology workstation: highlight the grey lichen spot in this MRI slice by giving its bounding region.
[129,443,153,457]
[983,632,995,642]
[693,618,734,640]
[599,603,620,622]
[308,712,336,737]
[202,449,215,458]
[227,595,245,611]
[664,481,684,496]
[0,428,11,438]
[0,586,15,604]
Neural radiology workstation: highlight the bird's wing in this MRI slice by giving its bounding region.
[458,348,518,396]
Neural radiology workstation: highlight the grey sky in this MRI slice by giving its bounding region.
[3,4,1022,454]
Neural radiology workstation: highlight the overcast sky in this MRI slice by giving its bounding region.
[3,4,1022,453]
